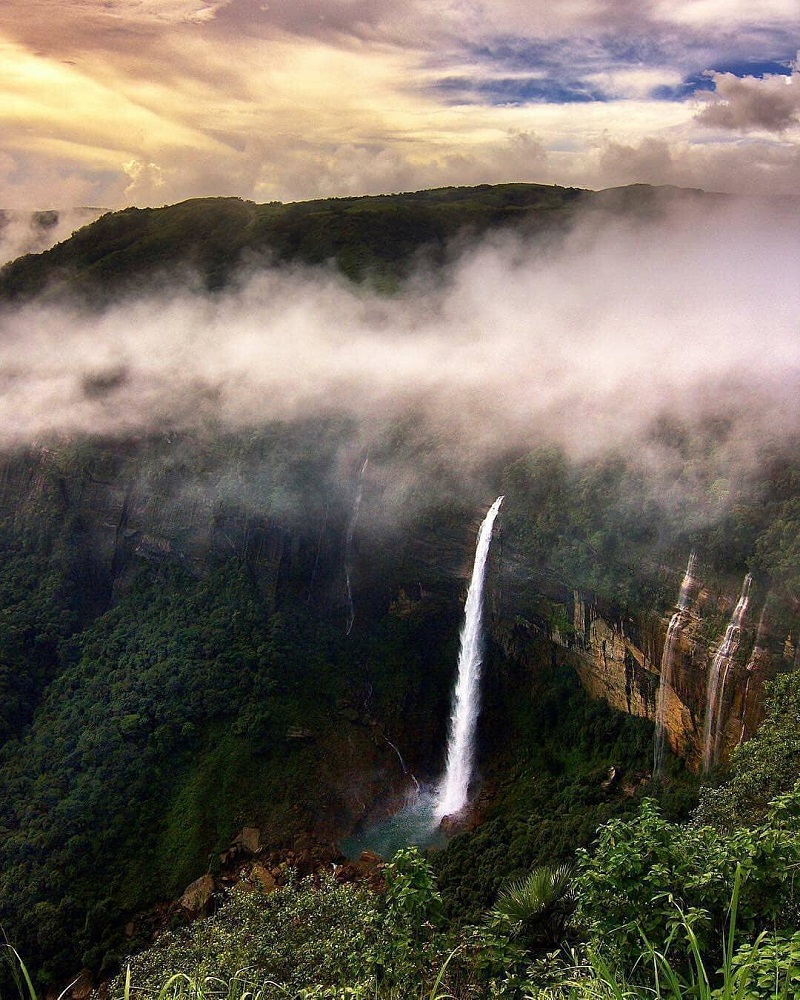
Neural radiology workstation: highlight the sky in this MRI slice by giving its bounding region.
[0,0,797,210]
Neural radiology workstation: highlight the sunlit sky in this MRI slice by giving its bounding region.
[0,0,797,208]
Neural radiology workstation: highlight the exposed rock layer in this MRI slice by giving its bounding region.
[1,443,789,772]
[491,575,788,771]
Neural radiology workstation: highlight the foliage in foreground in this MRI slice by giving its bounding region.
[99,848,512,1000]
[694,671,800,832]
[4,781,800,1000]
[574,791,800,985]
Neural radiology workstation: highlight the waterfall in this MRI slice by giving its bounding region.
[344,456,368,635]
[434,495,504,821]
[653,552,697,779]
[738,604,768,745]
[702,573,752,773]
[382,734,421,794]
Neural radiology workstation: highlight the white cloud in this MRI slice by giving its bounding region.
[695,71,800,132]
[1,198,798,483]
[584,67,685,100]
[656,0,798,27]
[0,207,104,266]
[0,0,798,207]
[587,134,800,196]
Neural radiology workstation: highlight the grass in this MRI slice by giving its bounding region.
[1,946,78,1000]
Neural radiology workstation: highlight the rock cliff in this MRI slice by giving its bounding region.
[490,568,792,772]
[1,438,792,774]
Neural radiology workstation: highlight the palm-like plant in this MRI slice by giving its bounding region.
[491,863,577,949]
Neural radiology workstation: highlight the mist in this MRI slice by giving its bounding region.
[1,195,798,525]
[0,207,103,267]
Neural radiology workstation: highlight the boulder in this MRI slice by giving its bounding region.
[69,970,93,1000]
[250,863,278,893]
[293,831,315,852]
[233,826,261,854]
[179,873,215,916]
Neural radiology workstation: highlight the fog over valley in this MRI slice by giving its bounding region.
[1,197,798,508]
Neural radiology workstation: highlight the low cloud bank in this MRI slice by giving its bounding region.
[1,197,798,519]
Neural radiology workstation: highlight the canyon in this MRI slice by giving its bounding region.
[2,438,785,778]
[492,578,785,773]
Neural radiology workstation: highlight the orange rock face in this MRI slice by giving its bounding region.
[494,582,786,772]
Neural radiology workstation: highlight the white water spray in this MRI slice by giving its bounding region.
[703,573,752,773]
[434,496,504,821]
[653,552,697,779]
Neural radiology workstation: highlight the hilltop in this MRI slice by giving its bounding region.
[0,182,717,304]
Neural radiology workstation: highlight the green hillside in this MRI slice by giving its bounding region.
[0,182,715,304]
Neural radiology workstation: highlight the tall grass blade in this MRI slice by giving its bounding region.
[428,945,462,1000]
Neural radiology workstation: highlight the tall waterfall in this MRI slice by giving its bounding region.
[653,552,697,779]
[434,496,504,821]
[702,573,752,773]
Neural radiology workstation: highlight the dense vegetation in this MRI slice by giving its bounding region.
[6,671,794,998]
[2,423,798,990]
[0,500,666,985]
[0,552,460,982]
[0,182,796,997]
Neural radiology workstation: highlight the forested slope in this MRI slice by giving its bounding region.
[0,182,716,304]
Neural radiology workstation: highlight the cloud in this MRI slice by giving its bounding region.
[1,198,798,501]
[0,207,104,266]
[0,0,798,208]
[589,135,800,197]
[2,0,230,36]
[655,0,797,29]
[695,71,800,132]
[123,160,166,199]
[220,1,797,55]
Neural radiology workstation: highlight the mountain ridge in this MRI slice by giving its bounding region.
[0,181,723,305]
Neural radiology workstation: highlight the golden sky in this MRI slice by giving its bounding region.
[0,0,797,208]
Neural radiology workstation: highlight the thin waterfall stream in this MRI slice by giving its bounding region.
[653,552,696,780]
[702,573,752,772]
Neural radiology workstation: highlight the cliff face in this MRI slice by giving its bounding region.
[1,440,791,774]
[491,574,790,772]
[0,440,335,617]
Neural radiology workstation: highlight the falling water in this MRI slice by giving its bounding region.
[344,456,368,635]
[382,735,421,794]
[653,552,697,779]
[738,603,768,745]
[434,495,504,821]
[702,573,752,773]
